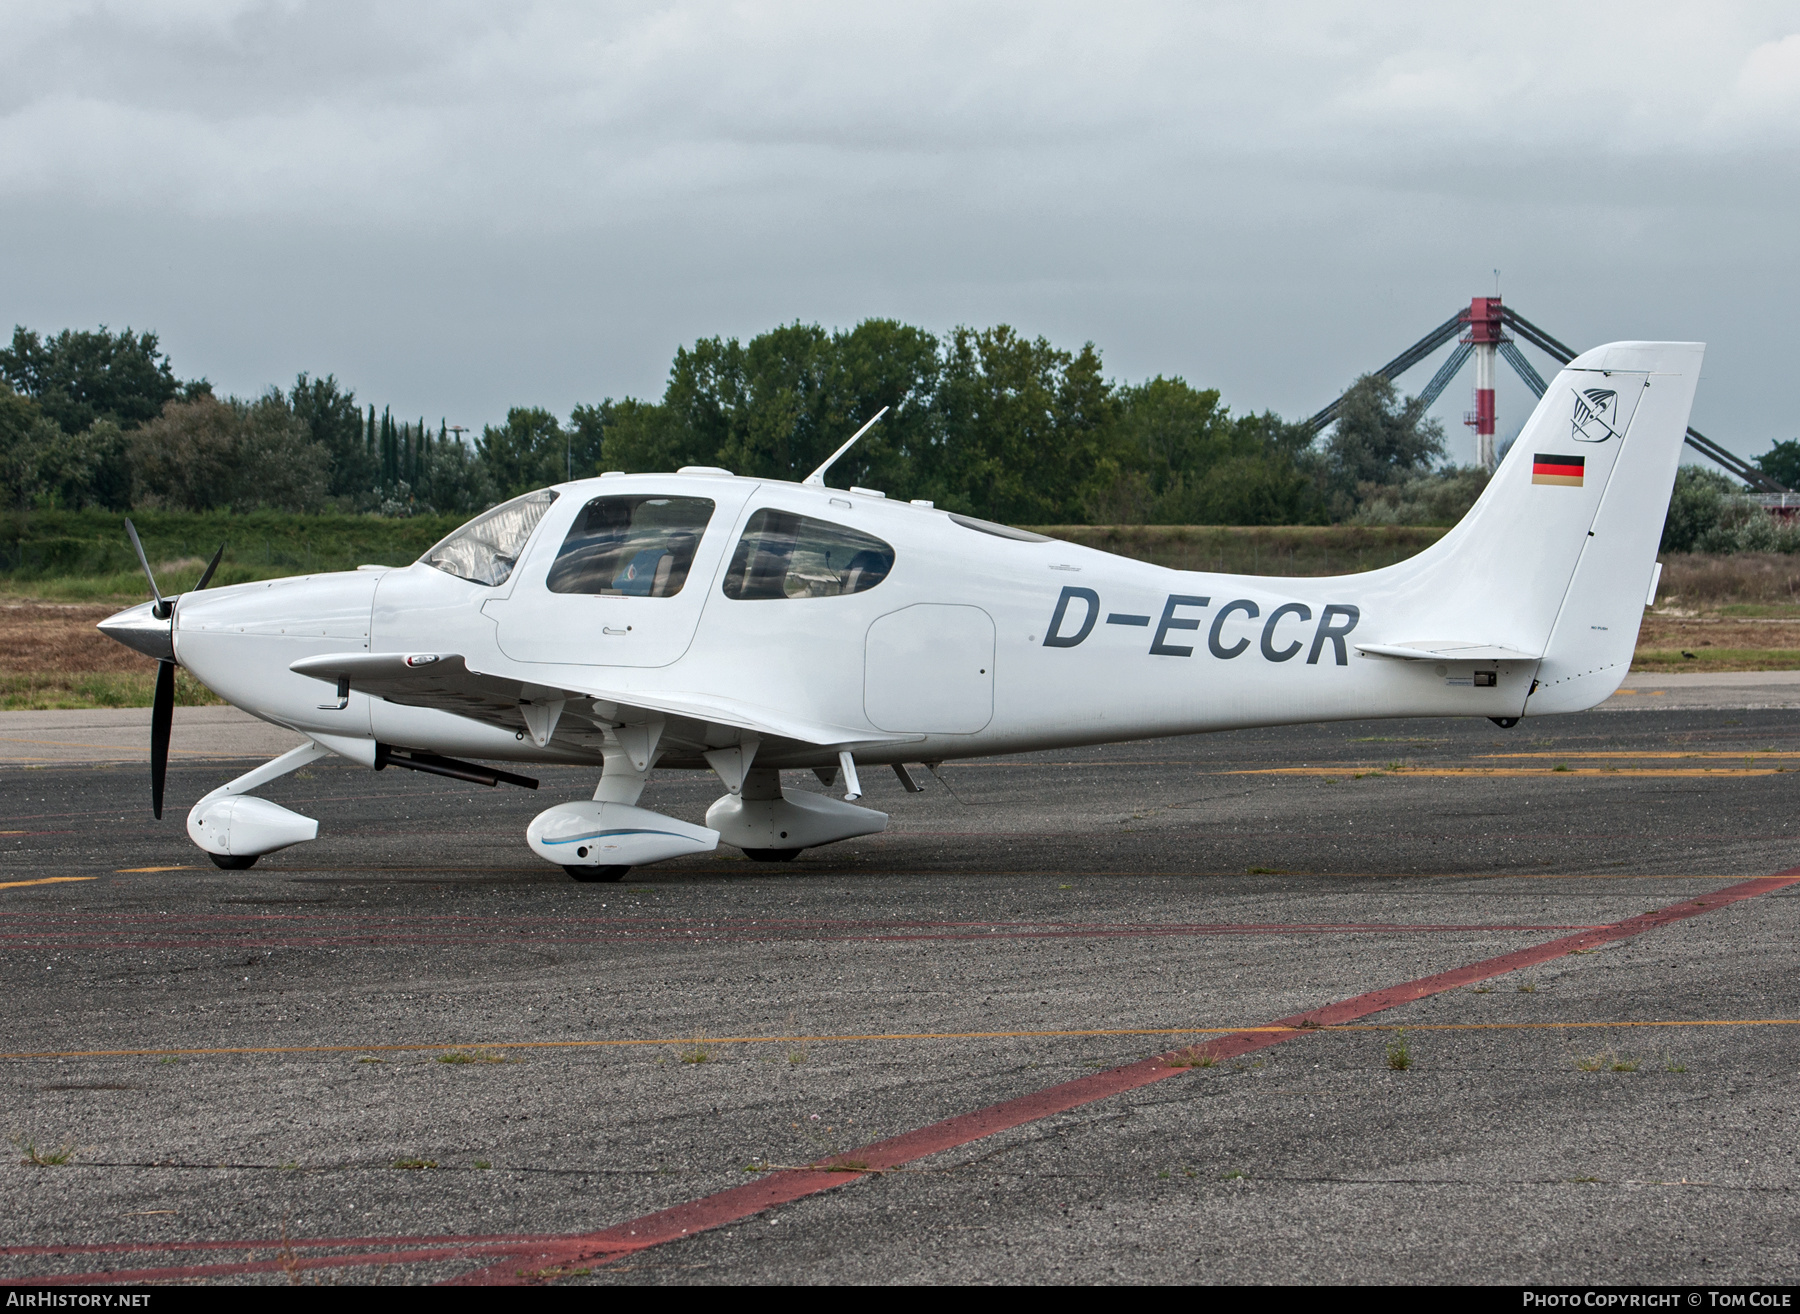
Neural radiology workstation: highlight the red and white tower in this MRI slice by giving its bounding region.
[1464,296,1503,469]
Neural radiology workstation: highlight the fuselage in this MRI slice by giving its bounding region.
[162,469,1536,771]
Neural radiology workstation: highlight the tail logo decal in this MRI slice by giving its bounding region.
[1532,453,1585,487]
[1571,388,1621,443]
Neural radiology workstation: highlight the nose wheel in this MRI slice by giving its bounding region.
[209,853,259,870]
[564,865,630,883]
[743,848,801,862]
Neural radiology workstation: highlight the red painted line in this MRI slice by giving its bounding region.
[18,869,1796,1288]
[446,871,1800,1285]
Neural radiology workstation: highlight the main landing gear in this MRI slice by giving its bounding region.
[563,864,630,883]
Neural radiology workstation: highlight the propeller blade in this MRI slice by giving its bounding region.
[124,519,168,619]
[193,542,226,592]
[151,660,175,820]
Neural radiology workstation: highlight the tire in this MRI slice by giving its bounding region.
[564,865,630,883]
[743,848,801,863]
[209,853,259,871]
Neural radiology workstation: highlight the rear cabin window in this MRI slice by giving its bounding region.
[721,509,894,600]
[419,489,559,586]
[546,495,716,596]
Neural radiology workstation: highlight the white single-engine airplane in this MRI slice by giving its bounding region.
[99,341,1702,881]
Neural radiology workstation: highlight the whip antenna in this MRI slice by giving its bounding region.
[803,406,889,487]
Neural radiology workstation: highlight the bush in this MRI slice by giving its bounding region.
[1660,465,1799,554]
[1351,467,1490,526]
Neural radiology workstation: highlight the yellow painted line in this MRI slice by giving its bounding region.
[1231,767,1786,777]
[115,866,195,873]
[1481,751,1800,760]
[4,1019,1795,1061]
[0,877,96,891]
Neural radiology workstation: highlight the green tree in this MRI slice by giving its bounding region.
[128,392,328,513]
[290,372,376,500]
[925,326,1116,524]
[0,326,194,434]
[1319,374,1446,503]
[1755,438,1800,492]
[477,407,567,498]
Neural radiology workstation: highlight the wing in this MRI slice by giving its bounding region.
[289,651,919,766]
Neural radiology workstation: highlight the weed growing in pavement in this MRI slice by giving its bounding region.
[1220,1169,1247,1181]
[473,1161,492,1170]
[14,1135,75,1166]
[279,1161,299,1171]
[1386,1031,1413,1071]
[392,1158,438,1170]
[1664,1056,1688,1074]
[1164,1048,1218,1069]
[681,1044,712,1065]
[436,1049,504,1065]
[1470,987,1494,994]
[1517,982,1538,993]
[786,1011,808,1066]
[1573,1047,1638,1073]
[158,1056,178,1065]
[1552,764,1571,772]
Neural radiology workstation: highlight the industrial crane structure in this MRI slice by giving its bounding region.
[1305,297,1786,493]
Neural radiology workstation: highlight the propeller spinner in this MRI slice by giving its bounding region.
[95,523,224,819]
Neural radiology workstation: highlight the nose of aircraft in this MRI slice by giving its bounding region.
[97,599,176,663]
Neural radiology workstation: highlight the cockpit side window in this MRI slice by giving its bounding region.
[546,495,716,596]
[419,489,559,586]
[721,508,894,600]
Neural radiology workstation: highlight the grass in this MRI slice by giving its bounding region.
[0,668,222,712]
[392,1158,438,1170]
[435,1049,504,1065]
[680,1045,712,1065]
[1385,1031,1413,1071]
[14,1135,76,1166]
[0,507,464,600]
[1633,648,1800,673]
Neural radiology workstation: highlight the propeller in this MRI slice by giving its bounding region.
[119,521,226,820]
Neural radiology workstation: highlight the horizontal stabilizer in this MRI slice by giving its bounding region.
[1355,641,1542,662]
[288,652,917,752]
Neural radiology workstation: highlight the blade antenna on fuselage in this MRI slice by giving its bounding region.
[802,406,889,487]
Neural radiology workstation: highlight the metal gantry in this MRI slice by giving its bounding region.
[1305,299,1785,492]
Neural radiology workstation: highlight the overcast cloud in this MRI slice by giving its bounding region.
[3,1,1797,463]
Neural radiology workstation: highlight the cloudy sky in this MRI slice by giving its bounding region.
[3,1,1797,464]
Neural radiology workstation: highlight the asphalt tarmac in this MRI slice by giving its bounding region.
[3,706,1798,1286]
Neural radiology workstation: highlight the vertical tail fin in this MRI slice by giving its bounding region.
[1373,341,1704,713]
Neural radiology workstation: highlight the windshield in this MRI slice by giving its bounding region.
[545,495,716,596]
[721,509,894,600]
[418,489,559,586]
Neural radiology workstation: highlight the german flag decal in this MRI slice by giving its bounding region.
[1532,453,1585,487]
